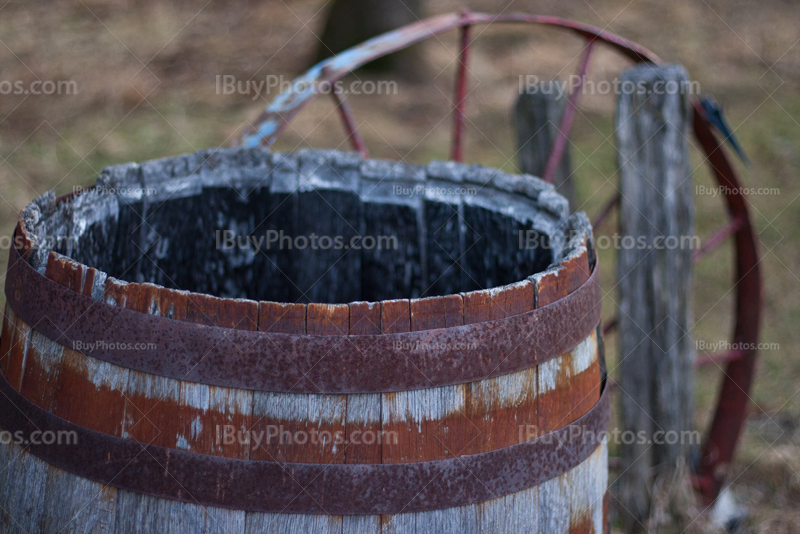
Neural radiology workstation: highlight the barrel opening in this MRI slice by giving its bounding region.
[20,148,573,305]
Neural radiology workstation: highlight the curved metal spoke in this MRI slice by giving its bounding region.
[451,14,472,162]
[693,217,744,262]
[543,38,596,184]
[603,317,617,335]
[696,349,746,369]
[690,100,762,505]
[238,13,660,149]
[593,193,621,229]
[332,91,368,158]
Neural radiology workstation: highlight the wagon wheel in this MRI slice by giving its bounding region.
[237,10,762,505]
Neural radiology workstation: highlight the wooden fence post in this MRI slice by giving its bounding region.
[514,82,575,208]
[615,64,695,531]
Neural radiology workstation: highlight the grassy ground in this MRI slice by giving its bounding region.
[1,0,798,531]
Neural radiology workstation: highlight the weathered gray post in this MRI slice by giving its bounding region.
[514,82,575,208]
[615,64,695,531]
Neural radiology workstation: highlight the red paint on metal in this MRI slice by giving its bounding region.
[695,349,746,369]
[593,193,620,229]
[332,91,368,158]
[602,317,617,336]
[474,13,660,64]
[543,38,596,184]
[693,217,745,262]
[241,12,659,148]
[451,14,472,163]
[5,10,762,505]
[691,99,762,505]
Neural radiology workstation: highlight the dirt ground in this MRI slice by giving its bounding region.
[1,0,798,532]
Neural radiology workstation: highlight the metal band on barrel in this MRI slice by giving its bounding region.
[0,366,608,515]
[5,243,601,394]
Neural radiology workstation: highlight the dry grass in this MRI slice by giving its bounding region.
[1,0,798,531]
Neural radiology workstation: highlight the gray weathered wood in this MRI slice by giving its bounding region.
[41,437,117,534]
[244,513,343,533]
[615,63,695,531]
[205,506,246,533]
[538,475,569,534]
[514,82,575,208]
[479,486,539,533]
[0,441,48,533]
[342,514,380,533]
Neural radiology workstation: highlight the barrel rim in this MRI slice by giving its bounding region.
[15,149,575,316]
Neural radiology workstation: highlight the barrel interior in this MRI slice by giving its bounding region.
[42,149,566,304]
[83,188,552,303]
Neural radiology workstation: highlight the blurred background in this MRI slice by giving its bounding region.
[0,0,798,531]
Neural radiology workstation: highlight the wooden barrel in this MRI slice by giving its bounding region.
[0,148,607,533]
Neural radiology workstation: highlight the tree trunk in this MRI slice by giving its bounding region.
[313,0,423,78]
[514,83,575,209]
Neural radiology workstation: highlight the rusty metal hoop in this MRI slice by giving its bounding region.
[238,11,762,506]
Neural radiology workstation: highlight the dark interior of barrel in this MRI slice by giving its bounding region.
[24,150,571,304]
